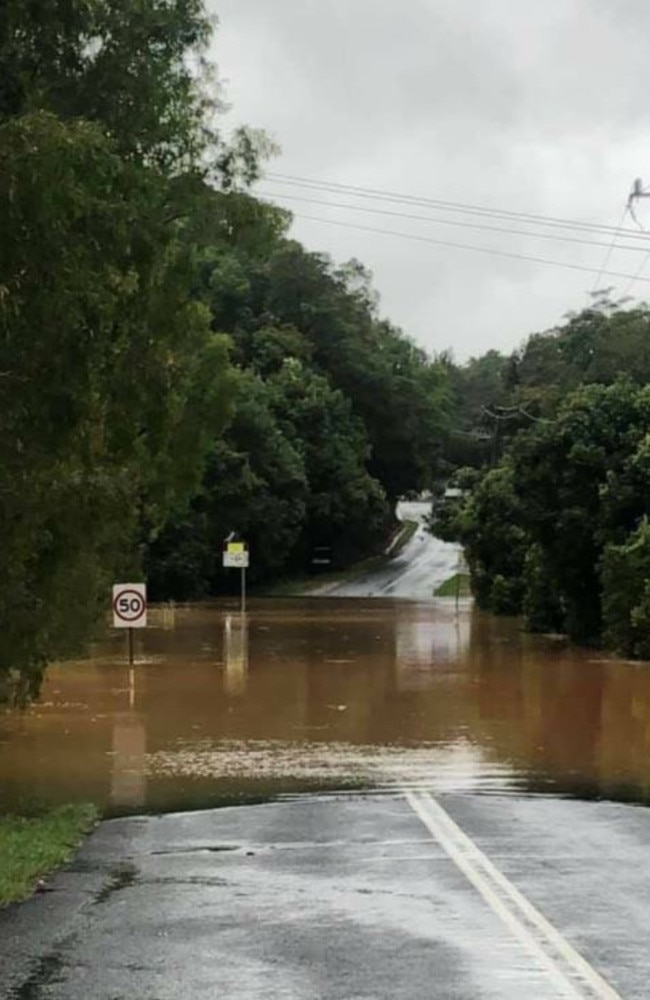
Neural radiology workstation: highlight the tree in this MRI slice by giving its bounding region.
[268,360,391,565]
[0,112,232,700]
[260,243,451,501]
[146,371,308,597]
[447,377,650,651]
[602,518,650,659]
[435,463,526,614]
[0,0,455,699]
[0,0,215,171]
[510,381,650,642]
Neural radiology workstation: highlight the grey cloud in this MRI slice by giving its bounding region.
[209,0,650,359]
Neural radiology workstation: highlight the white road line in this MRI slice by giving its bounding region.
[405,790,623,1000]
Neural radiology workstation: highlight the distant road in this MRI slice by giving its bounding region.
[325,500,462,600]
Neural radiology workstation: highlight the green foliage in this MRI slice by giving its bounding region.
[513,308,650,403]
[0,0,216,170]
[0,113,233,699]
[269,359,392,564]
[0,803,97,905]
[147,213,451,600]
[602,518,650,659]
[147,370,308,597]
[433,464,526,614]
[447,372,650,653]
[440,349,510,468]
[522,544,562,634]
[443,306,650,476]
[447,349,511,429]
[510,381,650,642]
[216,241,451,502]
[1,1,452,698]
[438,302,650,654]
[434,574,471,598]
[463,465,527,613]
[147,355,396,596]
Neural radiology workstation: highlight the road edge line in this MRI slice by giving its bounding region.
[405,790,623,1000]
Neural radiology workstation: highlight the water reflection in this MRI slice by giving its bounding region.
[223,615,248,696]
[109,668,146,811]
[1,598,650,815]
[395,610,471,691]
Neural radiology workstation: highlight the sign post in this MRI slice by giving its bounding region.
[112,583,147,664]
[223,542,249,615]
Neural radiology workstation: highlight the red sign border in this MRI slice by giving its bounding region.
[112,587,147,624]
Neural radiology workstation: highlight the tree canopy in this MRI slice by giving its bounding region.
[0,1,451,701]
[437,306,650,656]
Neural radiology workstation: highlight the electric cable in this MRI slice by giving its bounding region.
[590,205,630,296]
[258,188,650,256]
[264,172,650,242]
[621,248,650,300]
[291,213,650,285]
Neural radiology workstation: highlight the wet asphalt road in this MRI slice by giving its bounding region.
[2,792,650,999]
[326,501,461,599]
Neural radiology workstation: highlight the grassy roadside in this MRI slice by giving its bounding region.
[434,573,472,598]
[262,519,419,597]
[387,518,419,556]
[0,803,98,906]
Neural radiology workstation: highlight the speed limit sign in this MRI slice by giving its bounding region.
[113,583,147,628]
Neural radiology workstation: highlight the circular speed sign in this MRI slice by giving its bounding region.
[112,583,147,628]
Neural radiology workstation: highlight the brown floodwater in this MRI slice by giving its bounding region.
[2,597,650,817]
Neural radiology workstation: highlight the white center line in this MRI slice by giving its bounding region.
[405,790,623,1000]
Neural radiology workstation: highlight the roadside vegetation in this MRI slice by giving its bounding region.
[435,305,650,656]
[0,2,451,705]
[388,518,421,556]
[0,805,98,906]
[434,574,471,598]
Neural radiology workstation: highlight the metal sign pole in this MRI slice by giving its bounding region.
[241,567,246,615]
[128,627,134,666]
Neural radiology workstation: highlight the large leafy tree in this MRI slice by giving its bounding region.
[204,239,451,503]
[146,371,308,598]
[146,356,394,599]
[443,378,650,652]
[1,0,455,699]
[509,382,650,642]
[0,1,265,701]
[268,359,392,564]
[0,110,232,700]
[0,0,215,169]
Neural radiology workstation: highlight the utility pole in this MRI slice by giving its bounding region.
[627,177,650,227]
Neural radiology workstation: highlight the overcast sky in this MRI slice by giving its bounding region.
[208,0,650,361]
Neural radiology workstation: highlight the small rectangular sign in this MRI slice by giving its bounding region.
[223,551,249,569]
[113,583,147,628]
[226,541,245,555]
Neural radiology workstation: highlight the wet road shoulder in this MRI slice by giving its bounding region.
[1,794,649,999]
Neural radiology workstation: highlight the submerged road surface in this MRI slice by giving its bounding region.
[1,792,649,999]
[325,500,461,599]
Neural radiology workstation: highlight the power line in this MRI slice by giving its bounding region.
[265,172,650,243]
[259,188,650,256]
[621,248,650,300]
[291,213,650,285]
[620,186,650,299]
[590,204,630,295]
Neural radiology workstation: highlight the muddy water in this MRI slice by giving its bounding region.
[2,597,650,816]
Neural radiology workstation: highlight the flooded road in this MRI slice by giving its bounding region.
[2,597,650,816]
